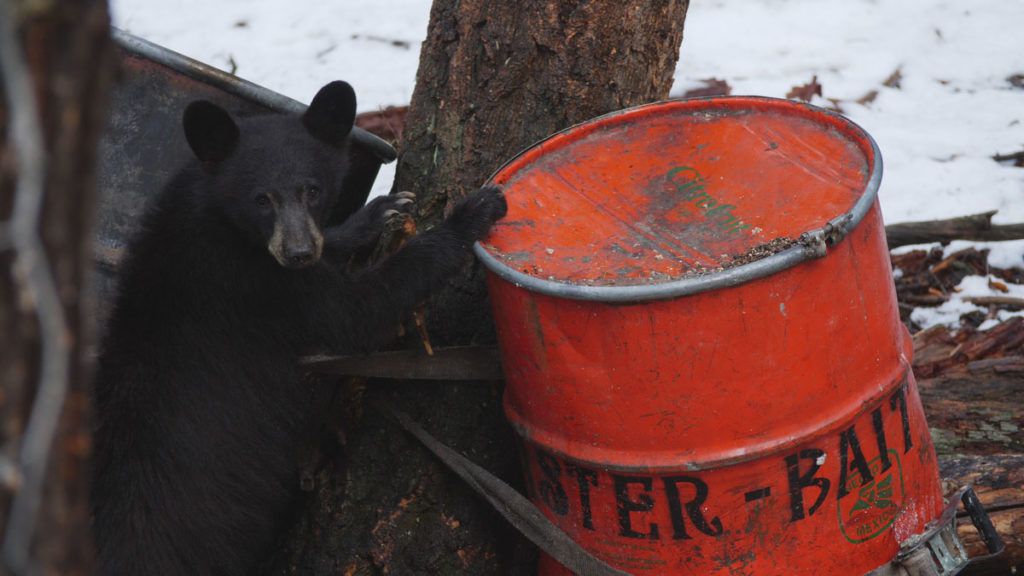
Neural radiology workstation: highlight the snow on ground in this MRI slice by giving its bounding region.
[911,267,1024,331]
[897,239,1024,329]
[109,0,1024,330]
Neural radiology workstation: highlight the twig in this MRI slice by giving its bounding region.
[993,150,1024,164]
[964,296,1024,308]
[0,2,72,574]
[929,248,975,274]
[900,294,948,306]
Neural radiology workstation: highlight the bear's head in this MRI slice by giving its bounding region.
[183,81,357,269]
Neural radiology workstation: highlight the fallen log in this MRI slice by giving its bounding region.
[886,211,1024,249]
[914,322,1024,575]
[993,150,1024,166]
[939,455,1024,576]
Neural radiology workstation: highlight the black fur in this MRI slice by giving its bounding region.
[90,80,506,576]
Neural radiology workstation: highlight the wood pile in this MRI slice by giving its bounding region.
[897,245,1024,575]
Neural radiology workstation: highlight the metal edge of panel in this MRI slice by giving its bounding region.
[473,96,884,303]
[110,27,397,163]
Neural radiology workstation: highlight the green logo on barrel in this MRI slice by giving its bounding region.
[838,450,904,543]
[665,166,753,234]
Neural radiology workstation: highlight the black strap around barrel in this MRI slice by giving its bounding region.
[371,397,632,576]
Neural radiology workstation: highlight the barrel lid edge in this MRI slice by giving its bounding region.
[475,96,883,302]
[475,241,822,302]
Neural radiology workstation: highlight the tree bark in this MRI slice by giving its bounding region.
[395,0,690,225]
[278,1,689,574]
[0,1,114,574]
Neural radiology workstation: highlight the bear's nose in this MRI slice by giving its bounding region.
[284,244,317,268]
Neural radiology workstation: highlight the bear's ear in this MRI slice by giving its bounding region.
[302,81,356,147]
[183,100,240,163]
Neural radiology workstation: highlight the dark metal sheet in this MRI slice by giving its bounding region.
[301,346,505,381]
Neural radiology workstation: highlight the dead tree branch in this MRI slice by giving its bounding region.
[886,211,1024,248]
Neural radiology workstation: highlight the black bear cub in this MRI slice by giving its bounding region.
[91,81,506,576]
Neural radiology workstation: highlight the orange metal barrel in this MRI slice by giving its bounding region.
[474,97,945,575]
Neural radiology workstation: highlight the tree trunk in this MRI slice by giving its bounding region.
[0,1,115,574]
[395,0,690,226]
[277,1,689,574]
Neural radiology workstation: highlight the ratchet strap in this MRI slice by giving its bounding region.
[371,397,631,576]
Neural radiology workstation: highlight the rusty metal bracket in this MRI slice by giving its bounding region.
[865,486,1004,576]
[799,227,830,258]
[798,185,873,259]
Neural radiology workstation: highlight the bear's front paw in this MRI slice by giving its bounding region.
[447,186,508,241]
[366,191,416,226]
[324,191,416,252]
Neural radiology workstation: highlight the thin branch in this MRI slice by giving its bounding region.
[964,296,1024,308]
[0,2,72,574]
[992,150,1024,164]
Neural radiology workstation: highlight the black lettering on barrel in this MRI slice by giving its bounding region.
[889,377,914,454]
[613,475,659,540]
[838,427,875,499]
[663,476,723,540]
[568,465,599,530]
[536,449,569,516]
[785,448,830,522]
[871,407,893,474]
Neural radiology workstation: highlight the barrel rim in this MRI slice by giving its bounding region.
[473,96,883,303]
[110,27,398,164]
[506,359,914,474]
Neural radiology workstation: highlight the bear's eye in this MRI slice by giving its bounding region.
[306,185,321,201]
[255,195,273,210]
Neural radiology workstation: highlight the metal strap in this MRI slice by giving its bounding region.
[864,486,1004,576]
[302,346,505,381]
[372,397,632,576]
